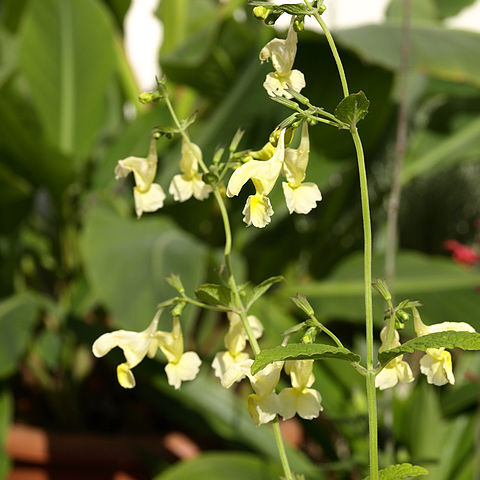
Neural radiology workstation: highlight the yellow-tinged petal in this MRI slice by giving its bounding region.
[277,387,323,420]
[375,356,414,391]
[115,138,158,192]
[248,392,278,426]
[117,363,136,389]
[92,315,159,368]
[133,183,166,218]
[282,182,322,214]
[420,348,455,386]
[259,25,298,76]
[212,351,251,387]
[227,130,285,198]
[283,122,310,186]
[165,351,202,390]
[263,70,306,98]
[158,317,184,364]
[285,360,314,390]
[179,139,201,178]
[412,307,475,337]
[242,194,274,228]
[249,361,283,397]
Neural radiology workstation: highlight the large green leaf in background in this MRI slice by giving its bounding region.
[336,24,480,88]
[281,251,480,329]
[0,294,39,378]
[81,206,208,330]
[19,0,117,159]
[154,452,282,480]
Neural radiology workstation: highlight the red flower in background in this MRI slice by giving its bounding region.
[444,239,480,266]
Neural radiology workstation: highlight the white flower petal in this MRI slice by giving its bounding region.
[277,388,298,420]
[296,388,323,420]
[180,140,202,177]
[249,361,282,397]
[165,351,202,389]
[211,351,251,387]
[117,363,136,389]
[133,183,166,217]
[259,25,298,75]
[282,182,322,214]
[242,194,274,228]
[248,392,278,425]
[191,174,212,200]
[420,349,454,386]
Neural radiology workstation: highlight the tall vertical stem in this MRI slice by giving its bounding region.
[385,0,411,292]
[351,127,378,480]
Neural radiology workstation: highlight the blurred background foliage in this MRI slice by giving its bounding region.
[0,0,480,478]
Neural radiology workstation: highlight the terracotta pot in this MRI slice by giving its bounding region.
[6,424,201,480]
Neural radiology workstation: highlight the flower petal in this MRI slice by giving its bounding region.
[165,351,202,389]
[133,183,166,217]
[296,388,323,420]
[282,182,322,214]
[242,194,274,228]
[248,392,278,425]
[117,362,136,389]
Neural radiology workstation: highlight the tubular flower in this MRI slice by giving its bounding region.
[413,307,475,386]
[227,130,286,228]
[115,138,166,218]
[259,23,306,98]
[277,360,323,420]
[92,312,161,389]
[212,313,263,388]
[247,361,283,425]
[157,317,202,390]
[375,327,414,390]
[169,139,211,202]
[282,122,322,214]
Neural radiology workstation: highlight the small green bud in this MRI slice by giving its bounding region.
[253,6,270,20]
[203,172,219,186]
[307,117,317,126]
[291,294,315,317]
[293,15,304,32]
[172,302,186,317]
[301,326,317,344]
[229,129,245,153]
[166,274,185,295]
[213,147,225,165]
[138,91,163,104]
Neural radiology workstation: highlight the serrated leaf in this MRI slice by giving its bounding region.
[379,332,480,365]
[251,343,360,375]
[195,283,232,307]
[334,91,369,127]
[246,275,284,309]
[248,1,317,15]
[362,463,428,480]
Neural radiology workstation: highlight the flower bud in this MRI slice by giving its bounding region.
[293,15,304,32]
[253,6,269,20]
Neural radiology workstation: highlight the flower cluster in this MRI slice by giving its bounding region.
[260,23,305,98]
[92,312,201,390]
[116,137,211,218]
[375,309,476,390]
[227,123,322,227]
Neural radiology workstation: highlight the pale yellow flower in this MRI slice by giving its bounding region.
[413,307,475,386]
[169,139,211,202]
[115,138,166,217]
[375,327,414,391]
[282,122,322,214]
[157,317,201,389]
[92,312,161,389]
[227,130,286,228]
[260,24,306,98]
[277,360,323,420]
[247,361,283,425]
[212,313,263,388]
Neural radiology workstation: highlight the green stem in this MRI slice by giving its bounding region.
[181,296,234,313]
[310,316,344,348]
[311,10,349,98]
[273,417,294,480]
[351,127,378,480]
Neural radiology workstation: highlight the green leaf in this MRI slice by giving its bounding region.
[248,1,321,16]
[336,25,480,88]
[281,251,480,328]
[251,343,360,375]
[379,331,480,365]
[246,275,284,308]
[0,294,39,378]
[402,116,480,184]
[81,206,208,330]
[195,283,232,307]
[19,0,117,158]
[154,452,282,480]
[362,463,428,480]
[334,91,370,127]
